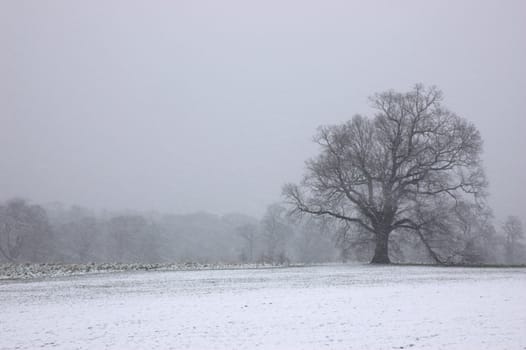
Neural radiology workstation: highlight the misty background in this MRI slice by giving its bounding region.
[1,1,525,244]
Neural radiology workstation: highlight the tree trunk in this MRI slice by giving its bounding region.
[371,231,390,264]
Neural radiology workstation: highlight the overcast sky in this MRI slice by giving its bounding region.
[1,0,525,222]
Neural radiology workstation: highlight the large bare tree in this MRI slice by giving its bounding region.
[283,85,486,264]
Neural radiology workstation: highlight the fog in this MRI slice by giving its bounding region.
[1,0,525,224]
[2,5,526,349]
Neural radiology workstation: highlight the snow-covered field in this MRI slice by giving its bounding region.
[1,265,525,350]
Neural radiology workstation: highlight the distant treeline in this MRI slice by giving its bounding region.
[0,199,338,264]
[0,198,524,265]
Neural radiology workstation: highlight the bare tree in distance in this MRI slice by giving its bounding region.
[236,223,258,262]
[261,204,292,264]
[107,215,160,263]
[0,199,52,262]
[503,216,524,264]
[0,200,25,261]
[283,84,487,264]
[416,199,496,264]
[288,215,339,263]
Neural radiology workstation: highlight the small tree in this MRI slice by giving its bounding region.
[261,204,292,264]
[236,223,258,263]
[419,200,497,264]
[284,85,487,264]
[106,215,160,263]
[0,201,24,262]
[503,216,524,264]
[0,199,53,262]
[289,216,338,263]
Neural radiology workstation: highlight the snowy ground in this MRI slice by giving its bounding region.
[1,265,525,350]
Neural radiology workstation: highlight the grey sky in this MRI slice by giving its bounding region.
[1,0,525,223]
